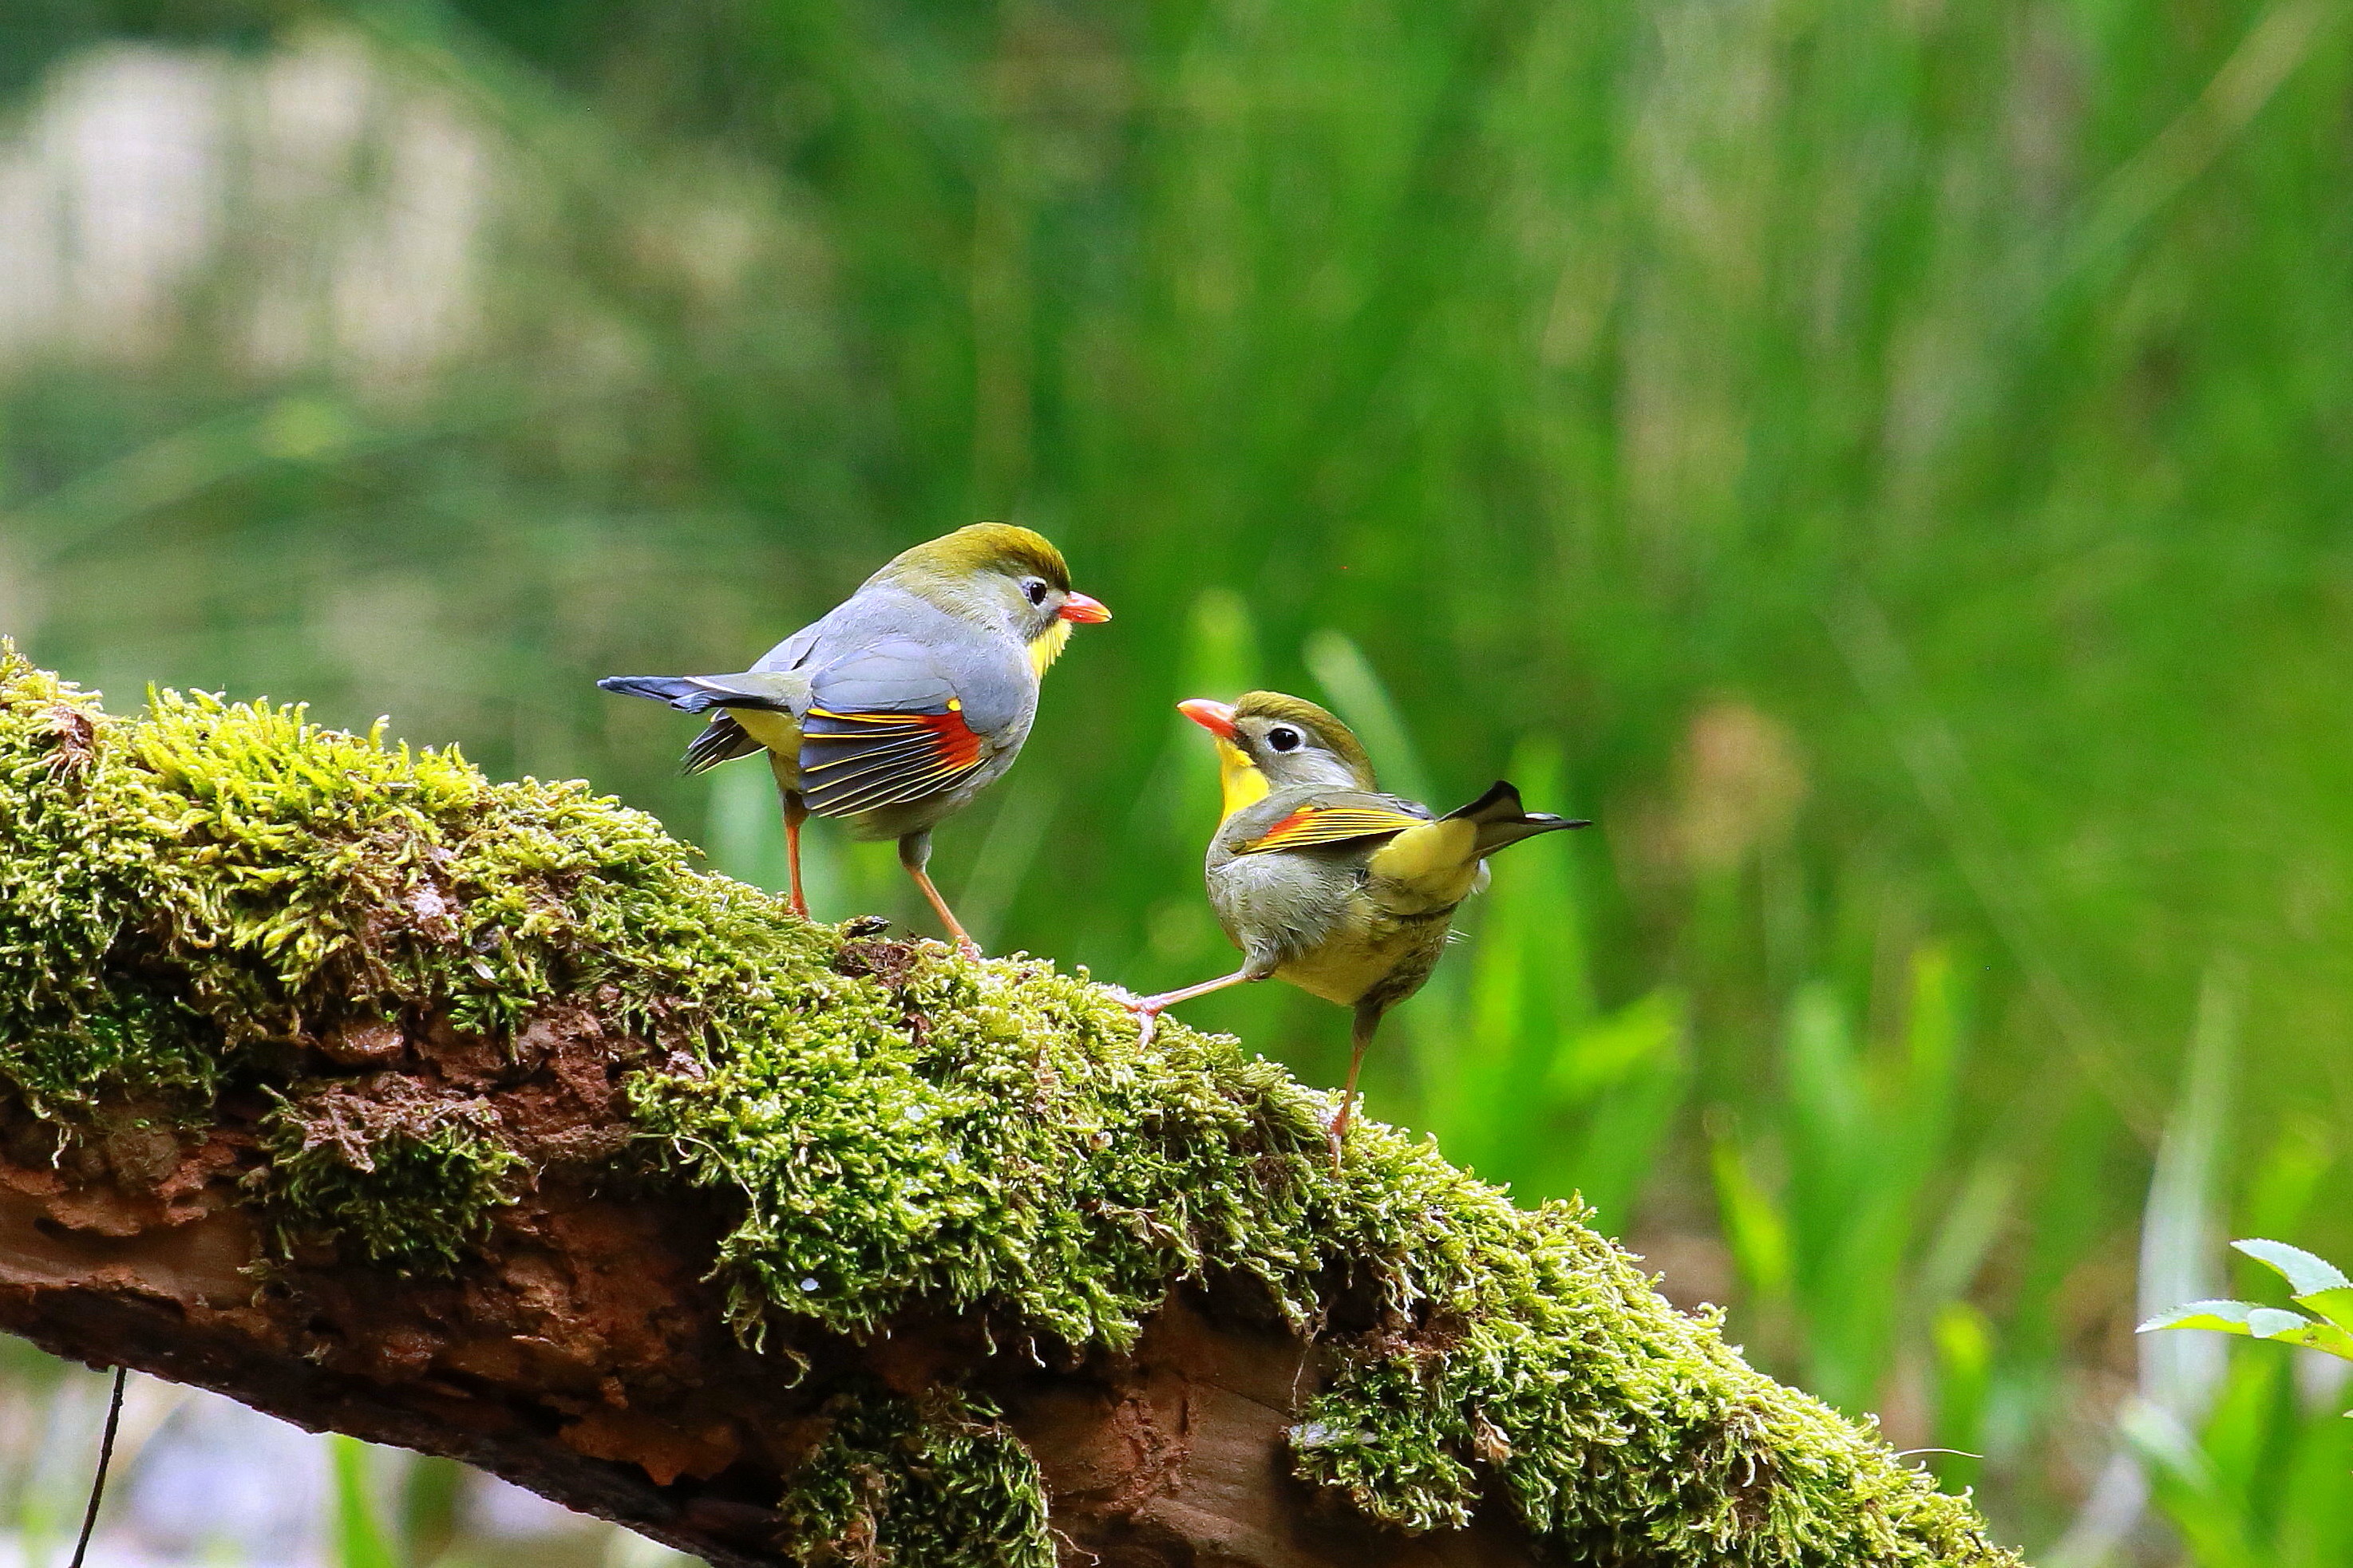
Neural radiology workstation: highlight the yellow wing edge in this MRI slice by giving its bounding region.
[1236,806,1428,855]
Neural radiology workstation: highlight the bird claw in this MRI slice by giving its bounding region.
[1119,997,1166,1048]
[953,937,984,962]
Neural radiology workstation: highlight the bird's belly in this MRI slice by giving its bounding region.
[1274,909,1449,1008]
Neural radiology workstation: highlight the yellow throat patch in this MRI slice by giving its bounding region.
[1027,618,1073,679]
[1215,739,1270,823]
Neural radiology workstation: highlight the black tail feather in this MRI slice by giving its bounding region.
[1443,779,1590,854]
[682,714,764,775]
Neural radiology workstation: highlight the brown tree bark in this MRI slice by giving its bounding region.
[0,1003,1531,1568]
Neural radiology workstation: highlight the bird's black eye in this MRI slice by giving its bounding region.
[1267,726,1303,752]
[1022,579,1050,606]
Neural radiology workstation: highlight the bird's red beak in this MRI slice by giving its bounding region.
[1058,591,1112,623]
[1177,698,1237,740]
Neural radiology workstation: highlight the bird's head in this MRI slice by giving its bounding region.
[880,523,1110,676]
[1178,690,1377,820]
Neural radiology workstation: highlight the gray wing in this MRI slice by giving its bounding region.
[809,638,963,713]
[797,636,993,819]
[801,584,1036,734]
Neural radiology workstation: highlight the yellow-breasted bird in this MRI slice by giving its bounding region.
[1126,691,1586,1158]
[598,524,1109,953]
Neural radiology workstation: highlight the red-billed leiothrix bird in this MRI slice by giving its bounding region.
[1127,692,1585,1161]
[599,524,1109,954]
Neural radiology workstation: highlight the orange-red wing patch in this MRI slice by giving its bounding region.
[1236,804,1428,855]
[799,703,987,817]
[911,709,985,770]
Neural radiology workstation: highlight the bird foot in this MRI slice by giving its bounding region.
[1120,997,1168,1048]
[952,936,983,961]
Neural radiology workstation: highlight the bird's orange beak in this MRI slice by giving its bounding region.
[1058,591,1112,623]
[1178,698,1237,739]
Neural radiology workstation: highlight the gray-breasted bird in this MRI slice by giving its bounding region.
[1126,691,1586,1159]
[598,523,1109,953]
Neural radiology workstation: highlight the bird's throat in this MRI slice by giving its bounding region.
[1216,741,1269,822]
[1027,618,1073,678]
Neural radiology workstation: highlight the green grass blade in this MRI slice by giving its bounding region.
[331,1434,401,1568]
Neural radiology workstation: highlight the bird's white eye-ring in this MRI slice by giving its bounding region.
[1022,578,1050,606]
[1267,725,1303,752]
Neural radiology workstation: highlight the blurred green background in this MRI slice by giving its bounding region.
[6,0,2353,1563]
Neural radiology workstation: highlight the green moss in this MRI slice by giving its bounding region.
[0,646,2026,1567]
[254,1082,525,1268]
[0,648,836,1105]
[776,1388,1051,1568]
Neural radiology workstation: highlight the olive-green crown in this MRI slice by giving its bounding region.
[894,523,1071,590]
[1232,690,1375,784]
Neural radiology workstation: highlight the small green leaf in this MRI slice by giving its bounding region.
[2252,1314,2353,1361]
[2249,1316,2353,1363]
[2293,1284,2353,1335]
[2139,1297,2353,1361]
[2233,1238,2351,1296]
[2138,1298,2264,1337]
[2244,1306,2319,1340]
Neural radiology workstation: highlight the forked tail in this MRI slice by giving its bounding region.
[1442,779,1589,855]
[1365,779,1586,909]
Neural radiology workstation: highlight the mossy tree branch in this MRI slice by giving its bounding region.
[0,647,2023,1568]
